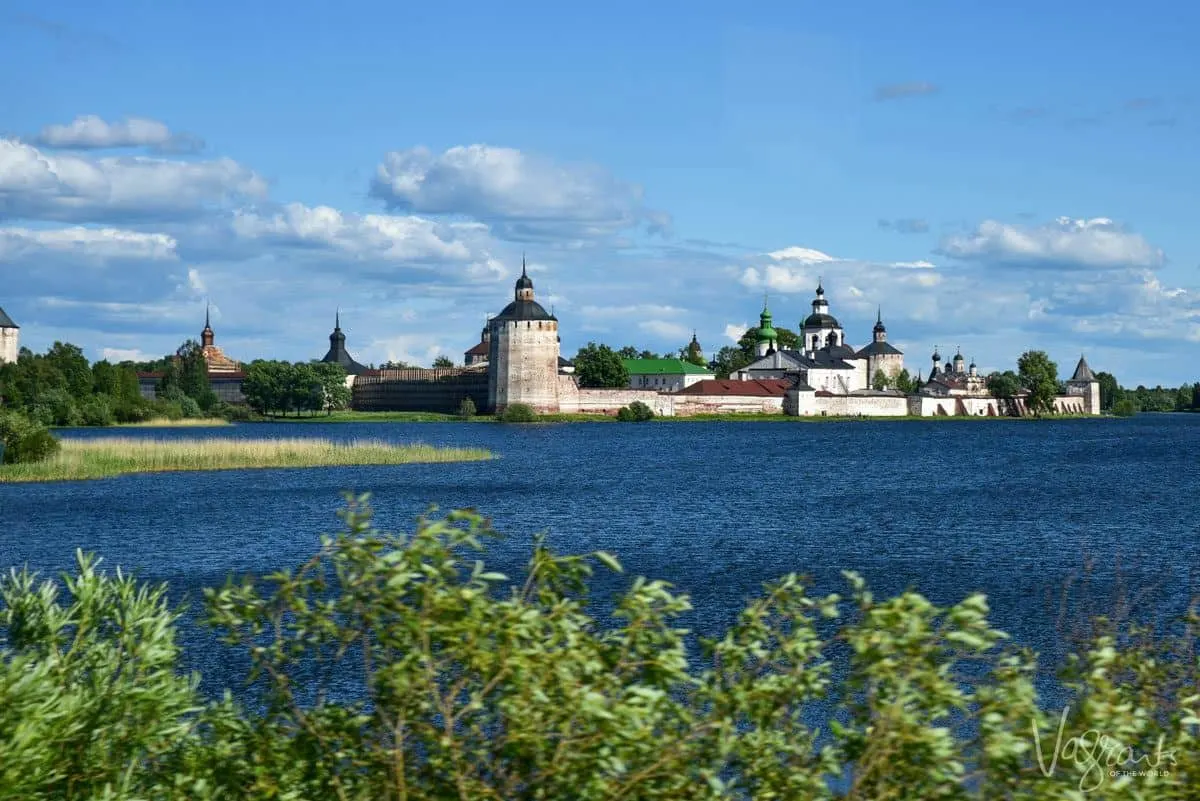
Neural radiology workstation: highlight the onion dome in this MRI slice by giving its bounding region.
[873,307,886,333]
[756,306,778,343]
[932,347,941,363]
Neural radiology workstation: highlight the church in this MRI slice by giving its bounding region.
[733,282,905,395]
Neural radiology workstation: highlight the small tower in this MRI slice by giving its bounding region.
[0,306,19,365]
[930,346,942,378]
[1066,354,1101,415]
[872,307,886,343]
[801,279,845,356]
[953,347,965,375]
[968,357,978,378]
[201,302,215,348]
[487,256,560,413]
[755,301,778,356]
[321,310,368,375]
[686,330,705,363]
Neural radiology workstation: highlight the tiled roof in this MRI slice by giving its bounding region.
[623,358,712,375]
[0,307,17,328]
[676,379,791,397]
[464,341,489,356]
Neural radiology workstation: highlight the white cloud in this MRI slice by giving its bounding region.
[892,260,936,269]
[638,319,691,340]
[939,217,1164,269]
[724,322,749,342]
[186,268,206,293]
[0,138,266,222]
[370,144,670,241]
[230,203,478,262]
[767,246,835,264]
[101,347,156,362]
[0,225,177,260]
[34,115,202,152]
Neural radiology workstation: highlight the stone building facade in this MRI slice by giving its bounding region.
[0,307,18,365]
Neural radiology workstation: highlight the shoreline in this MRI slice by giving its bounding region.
[0,437,494,484]
[240,410,1116,424]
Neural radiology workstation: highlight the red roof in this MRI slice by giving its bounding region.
[677,379,791,397]
[464,341,489,356]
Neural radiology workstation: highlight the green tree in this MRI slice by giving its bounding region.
[573,342,630,388]
[1112,398,1138,417]
[311,361,351,414]
[458,396,477,420]
[499,402,537,422]
[1017,351,1059,416]
[711,345,752,379]
[986,370,1022,399]
[1175,383,1193,411]
[1094,371,1120,411]
[432,355,455,368]
[44,342,93,400]
[241,360,288,416]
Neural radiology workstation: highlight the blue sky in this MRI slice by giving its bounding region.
[2,0,1197,385]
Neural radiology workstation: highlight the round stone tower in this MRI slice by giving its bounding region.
[487,258,560,413]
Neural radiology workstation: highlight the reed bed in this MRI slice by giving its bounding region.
[0,437,494,483]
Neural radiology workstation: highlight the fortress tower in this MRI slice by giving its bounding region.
[1066,354,1101,414]
[486,258,560,413]
[0,307,18,365]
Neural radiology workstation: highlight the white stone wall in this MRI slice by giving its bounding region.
[556,378,676,416]
[0,327,17,365]
[786,390,908,417]
[488,319,560,413]
[675,396,784,415]
[868,353,904,387]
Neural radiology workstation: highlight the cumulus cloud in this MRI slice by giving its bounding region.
[939,217,1164,269]
[874,82,939,101]
[370,144,670,241]
[0,138,266,222]
[101,347,157,362]
[230,203,479,263]
[0,225,177,260]
[33,115,203,153]
[638,320,692,340]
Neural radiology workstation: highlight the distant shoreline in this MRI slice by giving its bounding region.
[233,410,1116,424]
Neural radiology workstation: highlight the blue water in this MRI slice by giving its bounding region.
[1,415,1196,694]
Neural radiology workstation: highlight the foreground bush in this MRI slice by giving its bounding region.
[0,410,60,463]
[500,402,537,423]
[1,499,1197,799]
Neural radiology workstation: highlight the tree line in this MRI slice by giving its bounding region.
[240,360,351,417]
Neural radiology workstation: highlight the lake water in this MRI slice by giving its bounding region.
[1,415,1196,693]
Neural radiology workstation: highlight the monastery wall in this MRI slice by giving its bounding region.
[354,369,489,414]
[556,377,676,416]
[673,396,784,416]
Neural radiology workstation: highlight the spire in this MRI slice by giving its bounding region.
[876,306,881,324]
[521,253,527,278]
[204,301,211,330]
[335,308,341,330]
[816,277,824,296]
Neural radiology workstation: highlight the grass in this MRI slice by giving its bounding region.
[0,437,494,483]
[117,417,232,427]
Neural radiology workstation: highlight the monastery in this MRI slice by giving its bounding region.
[9,258,1101,418]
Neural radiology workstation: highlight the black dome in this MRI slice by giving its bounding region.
[494,299,556,322]
[803,312,841,329]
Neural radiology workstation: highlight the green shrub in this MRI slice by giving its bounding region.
[79,394,115,427]
[1112,398,1138,417]
[179,395,203,419]
[0,499,1198,798]
[617,400,655,422]
[114,397,158,423]
[500,402,536,423]
[0,411,61,463]
[458,396,477,420]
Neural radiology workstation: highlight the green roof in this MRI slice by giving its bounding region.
[622,358,712,375]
